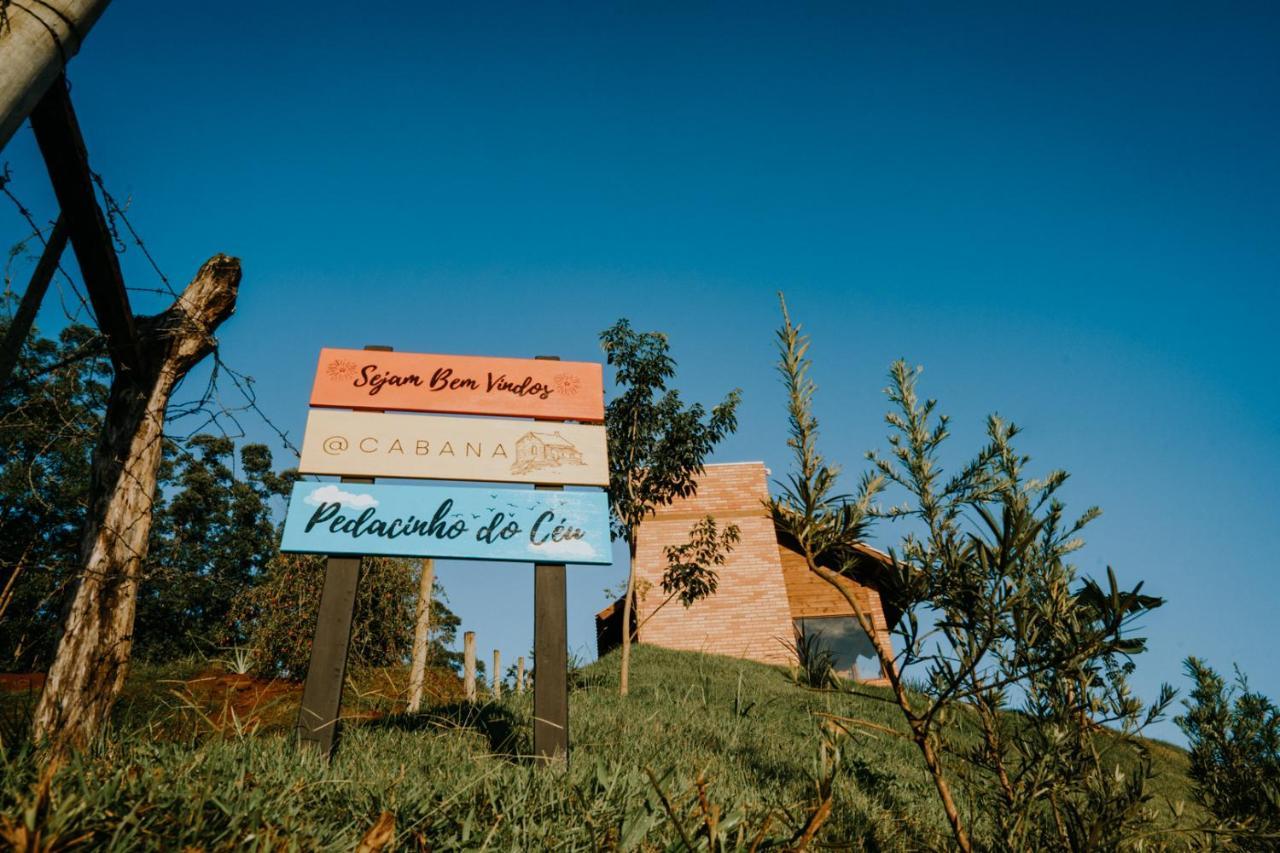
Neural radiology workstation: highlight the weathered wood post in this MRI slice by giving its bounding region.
[0,216,67,392]
[295,344,390,757]
[533,354,570,765]
[517,656,526,694]
[0,0,113,153]
[31,256,241,747]
[463,631,477,702]
[406,558,435,712]
[492,649,502,698]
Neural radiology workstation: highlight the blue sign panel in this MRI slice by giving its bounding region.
[280,481,612,565]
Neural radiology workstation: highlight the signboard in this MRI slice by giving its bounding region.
[280,480,611,564]
[298,409,609,485]
[309,348,605,422]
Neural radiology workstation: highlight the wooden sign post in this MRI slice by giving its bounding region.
[287,346,606,763]
[296,344,389,757]
[532,354,569,765]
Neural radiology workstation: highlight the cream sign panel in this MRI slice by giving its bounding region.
[298,409,609,486]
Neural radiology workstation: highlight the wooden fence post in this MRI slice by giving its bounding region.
[406,558,435,712]
[517,656,526,694]
[0,215,66,393]
[463,631,477,702]
[492,649,502,698]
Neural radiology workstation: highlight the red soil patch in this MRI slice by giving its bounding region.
[1,666,467,735]
[173,670,302,731]
[0,672,45,692]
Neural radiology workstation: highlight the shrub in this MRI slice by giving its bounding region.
[230,553,422,678]
[1176,657,1280,844]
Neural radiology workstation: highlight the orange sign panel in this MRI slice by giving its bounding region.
[309,348,605,422]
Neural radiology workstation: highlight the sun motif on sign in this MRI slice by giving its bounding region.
[327,359,358,381]
[553,373,581,396]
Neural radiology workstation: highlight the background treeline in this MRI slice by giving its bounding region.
[0,319,458,677]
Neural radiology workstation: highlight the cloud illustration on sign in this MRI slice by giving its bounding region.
[528,539,598,560]
[304,484,379,509]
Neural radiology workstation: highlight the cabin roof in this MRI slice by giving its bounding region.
[522,431,575,447]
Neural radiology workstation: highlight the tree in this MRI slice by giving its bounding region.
[232,553,462,680]
[134,435,295,661]
[0,316,295,671]
[0,319,107,670]
[600,319,740,696]
[630,515,740,638]
[32,255,240,748]
[770,295,1170,851]
[1177,658,1280,845]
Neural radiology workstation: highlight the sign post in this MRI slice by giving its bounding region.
[296,344,391,757]
[532,355,569,765]
[287,345,607,763]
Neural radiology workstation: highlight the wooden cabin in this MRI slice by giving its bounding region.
[512,430,586,474]
[596,462,896,684]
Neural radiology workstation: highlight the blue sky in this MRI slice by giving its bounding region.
[3,2,1277,742]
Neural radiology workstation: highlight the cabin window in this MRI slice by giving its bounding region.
[794,616,882,680]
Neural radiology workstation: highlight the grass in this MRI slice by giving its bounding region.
[0,645,1197,850]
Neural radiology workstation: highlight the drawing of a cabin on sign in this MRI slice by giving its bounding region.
[512,431,586,475]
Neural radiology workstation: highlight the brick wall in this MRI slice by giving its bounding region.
[629,461,894,681]
[778,547,890,633]
[633,463,796,666]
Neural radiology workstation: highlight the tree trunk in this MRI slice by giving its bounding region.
[0,0,113,154]
[405,558,434,712]
[618,540,637,696]
[31,255,241,749]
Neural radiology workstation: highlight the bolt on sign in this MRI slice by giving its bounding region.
[284,346,608,763]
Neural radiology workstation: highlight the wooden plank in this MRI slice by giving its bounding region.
[295,477,369,756]
[28,77,143,378]
[532,354,569,765]
[296,345,391,759]
[533,556,569,764]
[309,347,604,422]
[280,481,611,565]
[0,214,67,392]
[298,409,608,485]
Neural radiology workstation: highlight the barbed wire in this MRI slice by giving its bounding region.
[0,162,93,324]
[90,170,179,301]
[2,161,304,465]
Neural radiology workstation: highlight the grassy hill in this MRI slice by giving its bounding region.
[0,645,1194,850]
